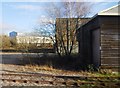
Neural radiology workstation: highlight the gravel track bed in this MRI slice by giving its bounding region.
[2,75,65,86]
[2,74,66,81]
[1,64,119,87]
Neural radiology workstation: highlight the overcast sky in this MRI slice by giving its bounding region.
[0,0,119,35]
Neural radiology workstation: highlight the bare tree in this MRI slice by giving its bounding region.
[0,35,11,49]
[36,1,92,56]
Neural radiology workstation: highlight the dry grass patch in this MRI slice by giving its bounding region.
[24,65,56,71]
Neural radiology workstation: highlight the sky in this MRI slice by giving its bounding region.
[0,0,119,35]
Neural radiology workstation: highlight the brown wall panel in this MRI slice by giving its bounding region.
[100,16,119,66]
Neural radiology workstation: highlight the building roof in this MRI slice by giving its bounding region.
[98,4,120,16]
[77,4,120,31]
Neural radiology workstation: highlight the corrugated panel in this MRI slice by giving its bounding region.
[101,32,119,66]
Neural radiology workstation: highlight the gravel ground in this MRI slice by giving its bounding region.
[1,64,119,87]
[1,64,85,86]
[1,64,88,77]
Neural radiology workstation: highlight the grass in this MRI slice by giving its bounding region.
[23,64,120,78]
[23,64,55,72]
[21,53,120,77]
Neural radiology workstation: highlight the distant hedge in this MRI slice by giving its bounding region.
[1,49,20,52]
[28,49,55,53]
[1,48,55,53]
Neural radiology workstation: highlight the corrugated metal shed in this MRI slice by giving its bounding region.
[77,4,120,70]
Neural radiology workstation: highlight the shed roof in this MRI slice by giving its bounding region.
[77,4,120,31]
[98,4,120,16]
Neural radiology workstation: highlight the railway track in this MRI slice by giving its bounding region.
[1,72,120,86]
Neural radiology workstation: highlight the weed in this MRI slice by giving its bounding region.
[88,64,95,72]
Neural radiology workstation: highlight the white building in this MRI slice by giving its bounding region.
[9,32,54,46]
[16,33,53,44]
[16,35,54,44]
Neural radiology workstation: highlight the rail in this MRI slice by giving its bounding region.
[1,73,120,87]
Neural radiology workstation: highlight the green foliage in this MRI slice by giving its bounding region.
[88,64,95,72]
[79,84,95,88]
